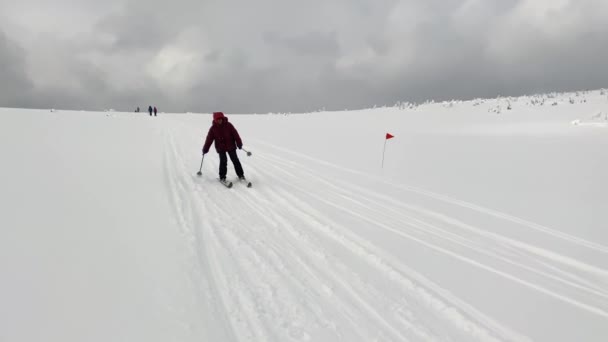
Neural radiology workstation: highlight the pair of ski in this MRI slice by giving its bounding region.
[219,177,252,188]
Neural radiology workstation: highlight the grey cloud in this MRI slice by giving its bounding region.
[93,0,208,52]
[352,0,608,105]
[0,31,34,108]
[204,50,222,63]
[97,13,179,51]
[263,31,340,57]
[2,0,608,113]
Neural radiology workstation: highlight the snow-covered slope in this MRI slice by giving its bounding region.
[1,90,607,342]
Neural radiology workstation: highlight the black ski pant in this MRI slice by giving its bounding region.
[218,149,244,179]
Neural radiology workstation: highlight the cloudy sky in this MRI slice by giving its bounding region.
[1,0,608,113]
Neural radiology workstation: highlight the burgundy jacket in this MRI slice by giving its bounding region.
[202,117,243,153]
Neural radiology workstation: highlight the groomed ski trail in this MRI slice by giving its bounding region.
[162,124,535,342]
[252,141,608,317]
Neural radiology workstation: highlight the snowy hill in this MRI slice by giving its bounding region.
[1,90,607,342]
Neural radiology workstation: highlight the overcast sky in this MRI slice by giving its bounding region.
[1,0,608,113]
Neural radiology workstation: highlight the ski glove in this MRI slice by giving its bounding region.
[238,145,242,149]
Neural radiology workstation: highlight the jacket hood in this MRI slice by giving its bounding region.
[212,116,229,125]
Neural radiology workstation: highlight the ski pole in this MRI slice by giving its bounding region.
[241,148,252,156]
[196,155,204,176]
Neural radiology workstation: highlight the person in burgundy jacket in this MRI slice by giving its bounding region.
[202,111,245,181]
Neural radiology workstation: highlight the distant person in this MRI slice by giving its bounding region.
[154,106,157,116]
[202,111,246,183]
[148,105,153,116]
[135,106,140,113]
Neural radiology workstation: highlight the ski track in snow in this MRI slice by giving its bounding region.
[161,122,607,342]
[252,142,608,315]
[163,127,238,341]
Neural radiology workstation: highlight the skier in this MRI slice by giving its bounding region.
[202,111,246,183]
[148,105,153,116]
[153,106,157,116]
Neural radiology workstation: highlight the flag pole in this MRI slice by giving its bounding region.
[382,139,387,168]
[382,133,394,168]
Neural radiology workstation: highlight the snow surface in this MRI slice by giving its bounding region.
[1,90,607,342]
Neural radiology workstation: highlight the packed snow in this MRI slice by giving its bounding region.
[1,89,607,342]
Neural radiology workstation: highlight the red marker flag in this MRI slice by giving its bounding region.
[382,133,394,168]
